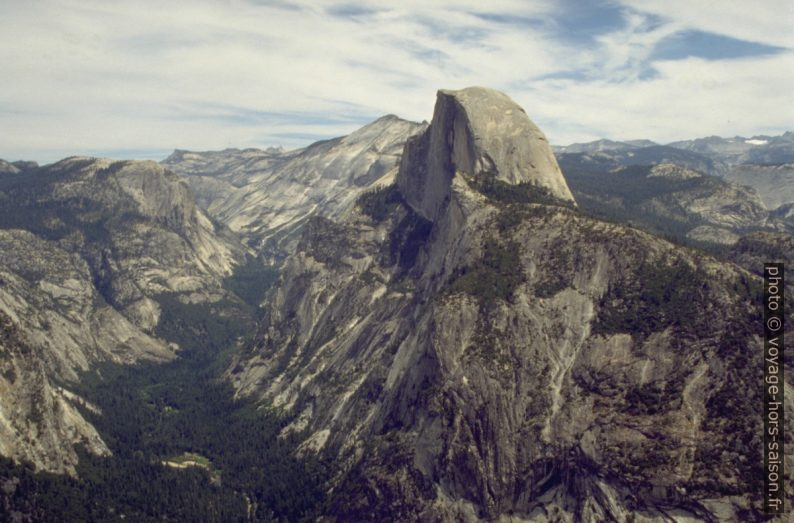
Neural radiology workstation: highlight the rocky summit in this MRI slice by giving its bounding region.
[398,87,575,221]
[230,88,790,520]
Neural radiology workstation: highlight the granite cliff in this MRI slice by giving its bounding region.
[231,88,791,520]
[397,87,574,222]
[1,87,791,521]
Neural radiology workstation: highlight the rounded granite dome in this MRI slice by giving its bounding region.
[397,86,575,221]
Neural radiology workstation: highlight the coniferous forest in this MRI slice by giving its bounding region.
[0,263,329,522]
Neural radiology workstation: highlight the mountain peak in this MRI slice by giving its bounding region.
[0,159,21,175]
[397,86,575,220]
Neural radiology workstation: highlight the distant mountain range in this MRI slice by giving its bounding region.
[553,132,794,214]
[553,131,794,167]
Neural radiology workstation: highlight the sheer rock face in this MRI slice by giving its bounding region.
[231,89,788,521]
[232,180,780,520]
[397,87,575,221]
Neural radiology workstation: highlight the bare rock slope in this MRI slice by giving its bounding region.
[164,115,426,255]
[231,88,790,520]
[559,157,771,245]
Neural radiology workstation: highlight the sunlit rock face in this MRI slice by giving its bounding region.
[231,88,783,520]
[164,115,427,255]
[397,87,575,222]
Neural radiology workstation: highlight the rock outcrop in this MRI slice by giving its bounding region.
[230,88,791,520]
[0,160,20,175]
[0,232,168,473]
[397,87,575,221]
[723,163,794,211]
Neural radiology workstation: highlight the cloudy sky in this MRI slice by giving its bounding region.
[1,0,792,163]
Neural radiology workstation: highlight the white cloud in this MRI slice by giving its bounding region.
[518,51,794,145]
[614,0,794,48]
[591,11,682,79]
[0,0,791,163]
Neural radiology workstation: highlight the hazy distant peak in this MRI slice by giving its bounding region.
[0,159,21,175]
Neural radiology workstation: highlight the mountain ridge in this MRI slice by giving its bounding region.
[229,88,790,520]
[163,114,427,257]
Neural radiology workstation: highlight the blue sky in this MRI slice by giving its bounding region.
[0,0,792,163]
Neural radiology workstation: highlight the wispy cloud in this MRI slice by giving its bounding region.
[0,0,791,163]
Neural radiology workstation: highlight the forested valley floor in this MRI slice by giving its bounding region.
[1,262,330,522]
